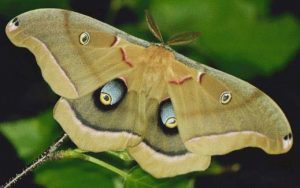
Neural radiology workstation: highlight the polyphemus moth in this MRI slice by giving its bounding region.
[5,9,293,178]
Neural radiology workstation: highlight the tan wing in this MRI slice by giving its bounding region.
[5,8,145,99]
[6,9,210,178]
[127,95,210,177]
[122,46,210,178]
[166,58,293,156]
[54,53,211,178]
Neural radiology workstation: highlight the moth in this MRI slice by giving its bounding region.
[5,9,293,178]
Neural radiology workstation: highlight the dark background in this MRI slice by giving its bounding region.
[0,0,299,187]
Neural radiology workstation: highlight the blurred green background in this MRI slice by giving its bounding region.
[0,0,299,187]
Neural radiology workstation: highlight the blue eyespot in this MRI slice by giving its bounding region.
[160,99,177,129]
[93,79,127,111]
[100,80,124,105]
[159,99,178,134]
[158,99,179,135]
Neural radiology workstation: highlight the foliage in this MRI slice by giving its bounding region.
[0,111,62,163]
[35,159,117,188]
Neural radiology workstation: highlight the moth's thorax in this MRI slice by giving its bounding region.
[127,45,175,100]
[140,45,177,84]
[144,45,175,65]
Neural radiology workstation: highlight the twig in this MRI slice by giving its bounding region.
[1,133,68,188]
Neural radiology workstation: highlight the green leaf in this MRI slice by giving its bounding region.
[35,159,117,188]
[124,166,194,188]
[0,110,62,163]
[0,0,70,19]
[149,0,300,79]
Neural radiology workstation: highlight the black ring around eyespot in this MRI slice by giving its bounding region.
[158,98,179,135]
[92,79,127,111]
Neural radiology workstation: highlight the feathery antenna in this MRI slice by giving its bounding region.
[145,10,200,46]
[167,32,201,46]
[145,10,164,43]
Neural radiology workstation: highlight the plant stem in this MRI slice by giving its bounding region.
[1,133,68,188]
[60,150,128,178]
